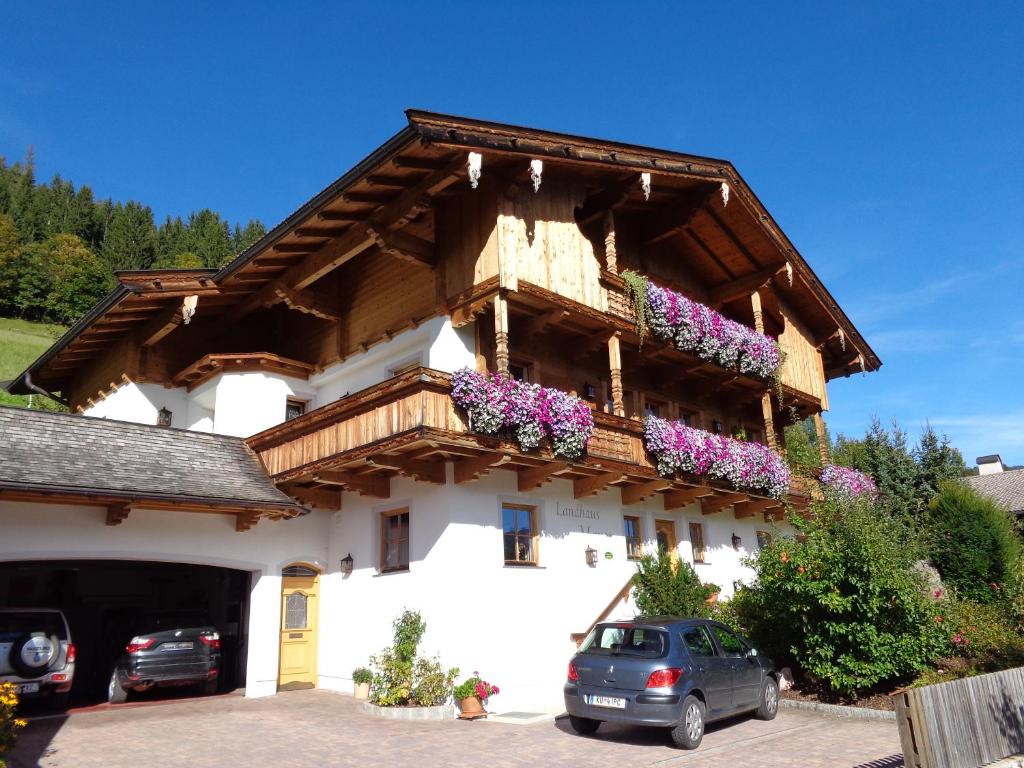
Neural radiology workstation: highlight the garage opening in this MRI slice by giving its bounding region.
[0,560,251,706]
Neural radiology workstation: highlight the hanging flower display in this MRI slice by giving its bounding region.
[646,280,781,379]
[451,368,594,460]
[643,415,790,499]
[819,464,876,499]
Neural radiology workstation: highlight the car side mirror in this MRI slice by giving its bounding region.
[746,648,758,658]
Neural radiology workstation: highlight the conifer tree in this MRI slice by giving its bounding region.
[101,201,157,271]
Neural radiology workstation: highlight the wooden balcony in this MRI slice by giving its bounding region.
[246,367,808,518]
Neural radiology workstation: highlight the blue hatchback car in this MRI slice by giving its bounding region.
[563,617,779,749]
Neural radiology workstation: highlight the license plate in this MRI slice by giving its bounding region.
[589,695,626,709]
[16,682,39,694]
[161,641,193,650]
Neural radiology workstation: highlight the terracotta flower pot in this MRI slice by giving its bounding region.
[458,695,486,719]
[353,682,370,701]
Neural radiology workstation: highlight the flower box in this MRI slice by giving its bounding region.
[644,415,790,499]
[451,368,594,460]
[819,464,876,499]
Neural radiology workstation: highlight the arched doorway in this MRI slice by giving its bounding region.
[278,563,319,691]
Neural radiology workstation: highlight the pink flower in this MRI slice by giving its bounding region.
[934,590,943,599]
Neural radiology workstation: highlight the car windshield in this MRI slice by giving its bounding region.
[579,625,668,658]
[0,612,67,641]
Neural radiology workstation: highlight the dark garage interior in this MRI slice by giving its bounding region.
[0,560,251,706]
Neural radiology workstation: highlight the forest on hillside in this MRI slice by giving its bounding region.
[0,151,266,325]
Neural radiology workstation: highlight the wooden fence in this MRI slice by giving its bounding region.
[894,666,1024,768]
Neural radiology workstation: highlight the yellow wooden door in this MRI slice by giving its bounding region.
[278,567,318,690]
[655,519,678,563]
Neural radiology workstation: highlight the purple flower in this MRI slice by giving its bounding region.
[643,415,790,499]
[819,465,876,499]
[451,369,594,460]
[644,281,781,380]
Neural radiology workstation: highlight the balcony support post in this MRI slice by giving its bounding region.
[494,290,510,376]
[751,290,778,451]
[607,331,624,416]
[814,411,830,464]
[603,210,619,274]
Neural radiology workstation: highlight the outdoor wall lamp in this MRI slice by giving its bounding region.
[712,420,724,434]
[157,407,173,427]
[340,553,354,576]
[731,533,742,550]
[582,382,597,399]
[585,546,598,567]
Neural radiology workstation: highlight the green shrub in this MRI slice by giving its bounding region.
[411,656,458,706]
[945,600,1024,672]
[632,551,718,618]
[928,482,1023,604]
[368,610,456,707]
[352,667,373,685]
[737,497,946,696]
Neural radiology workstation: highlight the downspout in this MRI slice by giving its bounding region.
[23,372,70,409]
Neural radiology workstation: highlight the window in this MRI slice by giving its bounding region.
[756,530,773,549]
[689,522,706,564]
[285,398,306,421]
[502,504,537,565]
[282,564,318,578]
[508,361,533,383]
[643,399,664,418]
[379,508,410,572]
[579,625,668,658]
[284,592,308,629]
[681,625,717,657]
[623,515,643,560]
[711,625,748,658]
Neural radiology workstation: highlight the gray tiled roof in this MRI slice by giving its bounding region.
[964,469,1024,515]
[0,406,301,512]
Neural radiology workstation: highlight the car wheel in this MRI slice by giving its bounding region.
[755,677,779,720]
[568,715,600,735]
[9,632,60,678]
[670,695,705,749]
[107,669,128,704]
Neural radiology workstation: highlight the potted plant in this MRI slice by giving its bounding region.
[352,667,372,700]
[453,673,499,720]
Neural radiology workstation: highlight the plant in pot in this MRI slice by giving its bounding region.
[453,673,499,720]
[352,667,373,700]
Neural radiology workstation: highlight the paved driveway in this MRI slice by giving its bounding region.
[11,690,904,768]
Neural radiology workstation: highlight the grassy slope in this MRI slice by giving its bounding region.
[0,317,67,409]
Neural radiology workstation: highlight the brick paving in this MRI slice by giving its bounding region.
[11,689,905,768]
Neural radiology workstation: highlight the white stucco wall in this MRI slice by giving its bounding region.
[211,372,317,438]
[83,382,190,428]
[0,501,330,699]
[316,470,794,713]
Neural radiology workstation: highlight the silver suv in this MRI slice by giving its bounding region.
[0,609,75,708]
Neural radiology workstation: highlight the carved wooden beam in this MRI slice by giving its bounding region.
[709,263,788,307]
[106,502,131,526]
[621,478,673,506]
[517,462,571,492]
[367,226,436,268]
[574,175,639,227]
[235,511,260,532]
[227,156,465,321]
[453,452,511,484]
[732,498,776,518]
[525,309,569,337]
[663,485,713,510]
[642,186,717,245]
[573,472,626,499]
[763,505,787,522]
[273,285,342,321]
[286,486,342,509]
[313,470,390,498]
[366,456,446,484]
[701,493,748,515]
[137,303,184,348]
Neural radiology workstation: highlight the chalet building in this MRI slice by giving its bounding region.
[1,112,879,712]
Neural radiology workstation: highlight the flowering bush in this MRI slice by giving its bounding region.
[453,673,500,703]
[819,464,877,499]
[451,368,594,460]
[1,682,27,767]
[624,271,782,380]
[644,415,790,499]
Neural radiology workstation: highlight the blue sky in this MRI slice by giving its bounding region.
[2,2,1022,465]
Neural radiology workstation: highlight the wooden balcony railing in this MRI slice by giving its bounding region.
[246,367,808,515]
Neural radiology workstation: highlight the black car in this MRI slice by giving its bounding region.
[564,617,779,749]
[107,610,221,703]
